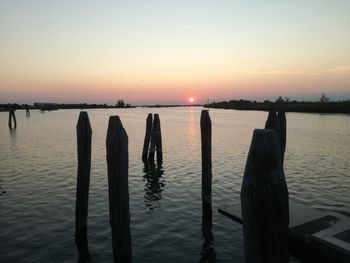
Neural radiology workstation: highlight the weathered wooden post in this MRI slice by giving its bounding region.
[75,111,92,260]
[8,111,12,129]
[26,107,30,117]
[142,113,153,161]
[278,111,286,165]
[199,109,215,262]
[106,116,132,263]
[265,111,287,165]
[200,110,212,218]
[148,114,162,164]
[8,110,17,130]
[241,129,289,263]
[154,114,163,164]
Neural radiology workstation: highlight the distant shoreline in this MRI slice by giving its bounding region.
[1,101,350,114]
[205,100,350,114]
[0,103,203,112]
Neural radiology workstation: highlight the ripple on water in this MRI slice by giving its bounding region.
[0,109,349,262]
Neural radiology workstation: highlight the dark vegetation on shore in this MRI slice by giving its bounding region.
[0,100,135,112]
[206,96,350,114]
[1,95,349,113]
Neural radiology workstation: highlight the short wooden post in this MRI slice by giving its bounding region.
[8,111,12,129]
[200,110,212,212]
[75,112,92,259]
[265,111,287,165]
[26,107,30,117]
[148,114,162,163]
[106,116,132,263]
[241,129,289,263]
[142,113,153,161]
[8,110,17,130]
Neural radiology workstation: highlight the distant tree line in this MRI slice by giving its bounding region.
[206,94,350,114]
[0,100,134,111]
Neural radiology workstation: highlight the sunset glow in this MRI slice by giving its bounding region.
[0,1,349,104]
[189,97,195,103]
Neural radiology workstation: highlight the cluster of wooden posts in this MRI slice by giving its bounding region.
[141,113,163,164]
[75,109,289,263]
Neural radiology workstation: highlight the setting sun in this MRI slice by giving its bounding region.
[189,97,195,103]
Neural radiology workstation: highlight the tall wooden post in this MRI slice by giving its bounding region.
[265,111,287,165]
[106,116,132,263]
[241,129,289,263]
[142,113,153,161]
[200,110,212,215]
[148,114,162,164]
[278,111,286,165]
[154,114,163,164]
[75,111,92,260]
[199,109,215,261]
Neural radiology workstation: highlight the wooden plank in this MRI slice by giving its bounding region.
[219,201,350,263]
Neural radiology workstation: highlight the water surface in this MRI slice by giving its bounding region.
[0,107,349,262]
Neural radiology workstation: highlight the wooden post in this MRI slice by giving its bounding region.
[278,111,286,165]
[154,114,163,164]
[8,110,17,130]
[75,111,92,259]
[148,114,162,164]
[106,116,132,263]
[199,109,216,262]
[26,107,30,117]
[241,129,289,263]
[200,110,212,212]
[142,113,153,161]
[8,111,12,129]
[265,111,287,165]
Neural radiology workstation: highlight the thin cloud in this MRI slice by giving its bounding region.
[249,70,305,75]
[326,65,350,74]
[183,25,198,30]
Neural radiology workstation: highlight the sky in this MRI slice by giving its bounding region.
[0,0,350,104]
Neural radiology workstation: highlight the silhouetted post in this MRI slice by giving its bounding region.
[75,112,92,260]
[8,111,12,129]
[26,107,30,117]
[265,111,287,165]
[154,114,163,164]
[200,110,212,216]
[106,116,132,263]
[278,111,286,165]
[8,110,17,130]
[241,129,289,263]
[199,109,216,262]
[148,114,162,164]
[142,113,153,161]
[265,111,280,131]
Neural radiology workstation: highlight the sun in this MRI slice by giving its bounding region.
[189,97,195,103]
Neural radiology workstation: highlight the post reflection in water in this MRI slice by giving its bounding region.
[143,161,165,210]
[199,203,216,263]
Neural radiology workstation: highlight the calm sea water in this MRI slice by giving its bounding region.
[0,107,349,262]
